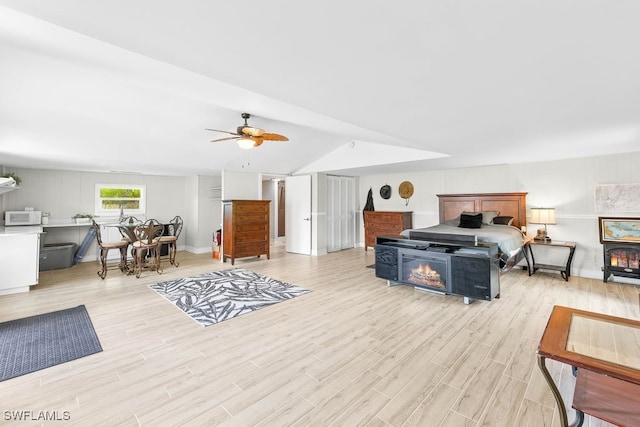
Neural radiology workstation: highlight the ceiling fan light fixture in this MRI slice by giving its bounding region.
[237,137,256,149]
[208,112,288,147]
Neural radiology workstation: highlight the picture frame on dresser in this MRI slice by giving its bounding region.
[598,216,640,243]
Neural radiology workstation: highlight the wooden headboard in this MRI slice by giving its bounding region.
[437,192,528,229]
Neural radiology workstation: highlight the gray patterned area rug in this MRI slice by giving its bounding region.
[0,305,102,382]
[149,269,311,326]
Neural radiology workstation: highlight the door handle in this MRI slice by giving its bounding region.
[303,218,310,221]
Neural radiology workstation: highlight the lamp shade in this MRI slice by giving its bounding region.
[530,208,556,225]
[237,138,256,149]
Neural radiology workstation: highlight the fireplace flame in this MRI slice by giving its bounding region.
[609,249,640,269]
[408,263,444,288]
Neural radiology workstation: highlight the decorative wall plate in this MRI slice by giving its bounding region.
[380,184,391,199]
[398,181,414,199]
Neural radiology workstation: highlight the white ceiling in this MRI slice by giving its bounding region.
[1,1,639,177]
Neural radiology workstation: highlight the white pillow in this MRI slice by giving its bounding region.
[481,211,500,225]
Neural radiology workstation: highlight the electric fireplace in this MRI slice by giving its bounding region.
[603,243,640,282]
[399,249,452,293]
[375,235,500,303]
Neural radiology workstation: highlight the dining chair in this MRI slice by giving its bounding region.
[92,219,129,279]
[159,215,183,267]
[131,218,164,278]
[118,216,141,243]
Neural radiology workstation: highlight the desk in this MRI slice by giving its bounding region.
[537,305,640,427]
[44,222,94,263]
[43,222,92,228]
[525,240,576,281]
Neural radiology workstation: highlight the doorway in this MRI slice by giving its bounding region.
[277,181,285,238]
[261,175,287,244]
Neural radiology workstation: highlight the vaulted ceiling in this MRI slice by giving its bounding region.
[1,1,639,177]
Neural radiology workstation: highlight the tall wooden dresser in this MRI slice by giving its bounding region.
[364,211,413,250]
[222,200,270,265]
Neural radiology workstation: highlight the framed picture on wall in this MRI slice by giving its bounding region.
[598,216,640,243]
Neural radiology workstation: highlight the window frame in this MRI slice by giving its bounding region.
[94,184,146,217]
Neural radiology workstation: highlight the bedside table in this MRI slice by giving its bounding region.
[525,240,576,281]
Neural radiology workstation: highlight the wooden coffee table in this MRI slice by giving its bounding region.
[537,305,640,427]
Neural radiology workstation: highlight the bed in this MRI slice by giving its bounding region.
[400,192,528,272]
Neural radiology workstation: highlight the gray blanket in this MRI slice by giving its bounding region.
[400,220,525,258]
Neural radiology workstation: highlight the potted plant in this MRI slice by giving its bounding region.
[72,213,94,224]
[0,172,21,186]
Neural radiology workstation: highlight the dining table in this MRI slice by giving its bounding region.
[117,217,142,242]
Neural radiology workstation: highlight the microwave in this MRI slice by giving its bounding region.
[4,210,42,226]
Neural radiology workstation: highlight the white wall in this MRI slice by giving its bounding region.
[358,151,640,281]
[222,170,261,199]
[1,168,219,258]
[197,175,222,252]
[183,175,222,254]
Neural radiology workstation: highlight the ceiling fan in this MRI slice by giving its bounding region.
[206,113,289,149]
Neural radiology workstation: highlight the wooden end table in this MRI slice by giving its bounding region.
[537,305,640,427]
[525,240,576,281]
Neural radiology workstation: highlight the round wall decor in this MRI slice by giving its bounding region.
[398,181,414,199]
[380,184,391,199]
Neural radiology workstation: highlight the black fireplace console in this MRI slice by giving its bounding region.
[375,235,500,303]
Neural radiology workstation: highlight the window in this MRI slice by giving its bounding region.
[95,184,146,217]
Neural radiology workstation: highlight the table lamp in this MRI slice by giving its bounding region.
[530,208,556,242]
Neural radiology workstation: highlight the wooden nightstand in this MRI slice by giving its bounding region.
[525,240,576,281]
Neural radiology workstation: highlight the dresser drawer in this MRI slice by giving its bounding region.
[235,242,268,257]
[368,223,403,232]
[367,213,406,223]
[236,230,268,243]
[235,212,268,223]
[234,203,268,214]
[236,223,268,233]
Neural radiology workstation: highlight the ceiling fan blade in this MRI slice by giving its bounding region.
[241,126,265,137]
[205,128,241,136]
[262,133,289,141]
[210,136,241,143]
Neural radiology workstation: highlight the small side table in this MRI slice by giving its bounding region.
[537,305,640,427]
[525,240,576,281]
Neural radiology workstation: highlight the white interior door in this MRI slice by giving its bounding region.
[341,177,355,249]
[326,176,339,252]
[327,176,355,252]
[285,175,311,255]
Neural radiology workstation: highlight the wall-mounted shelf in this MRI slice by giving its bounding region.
[0,186,19,195]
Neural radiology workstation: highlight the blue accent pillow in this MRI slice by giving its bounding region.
[459,213,483,229]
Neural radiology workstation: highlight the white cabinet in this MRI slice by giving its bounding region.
[0,230,40,294]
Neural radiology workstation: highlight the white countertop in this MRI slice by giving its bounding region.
[0,225,43,236]
[43,221,93,228]
[43,217,122,227]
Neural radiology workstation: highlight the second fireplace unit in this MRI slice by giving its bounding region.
[603,242,640,282]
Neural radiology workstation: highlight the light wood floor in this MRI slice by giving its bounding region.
[1,244,638,426]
